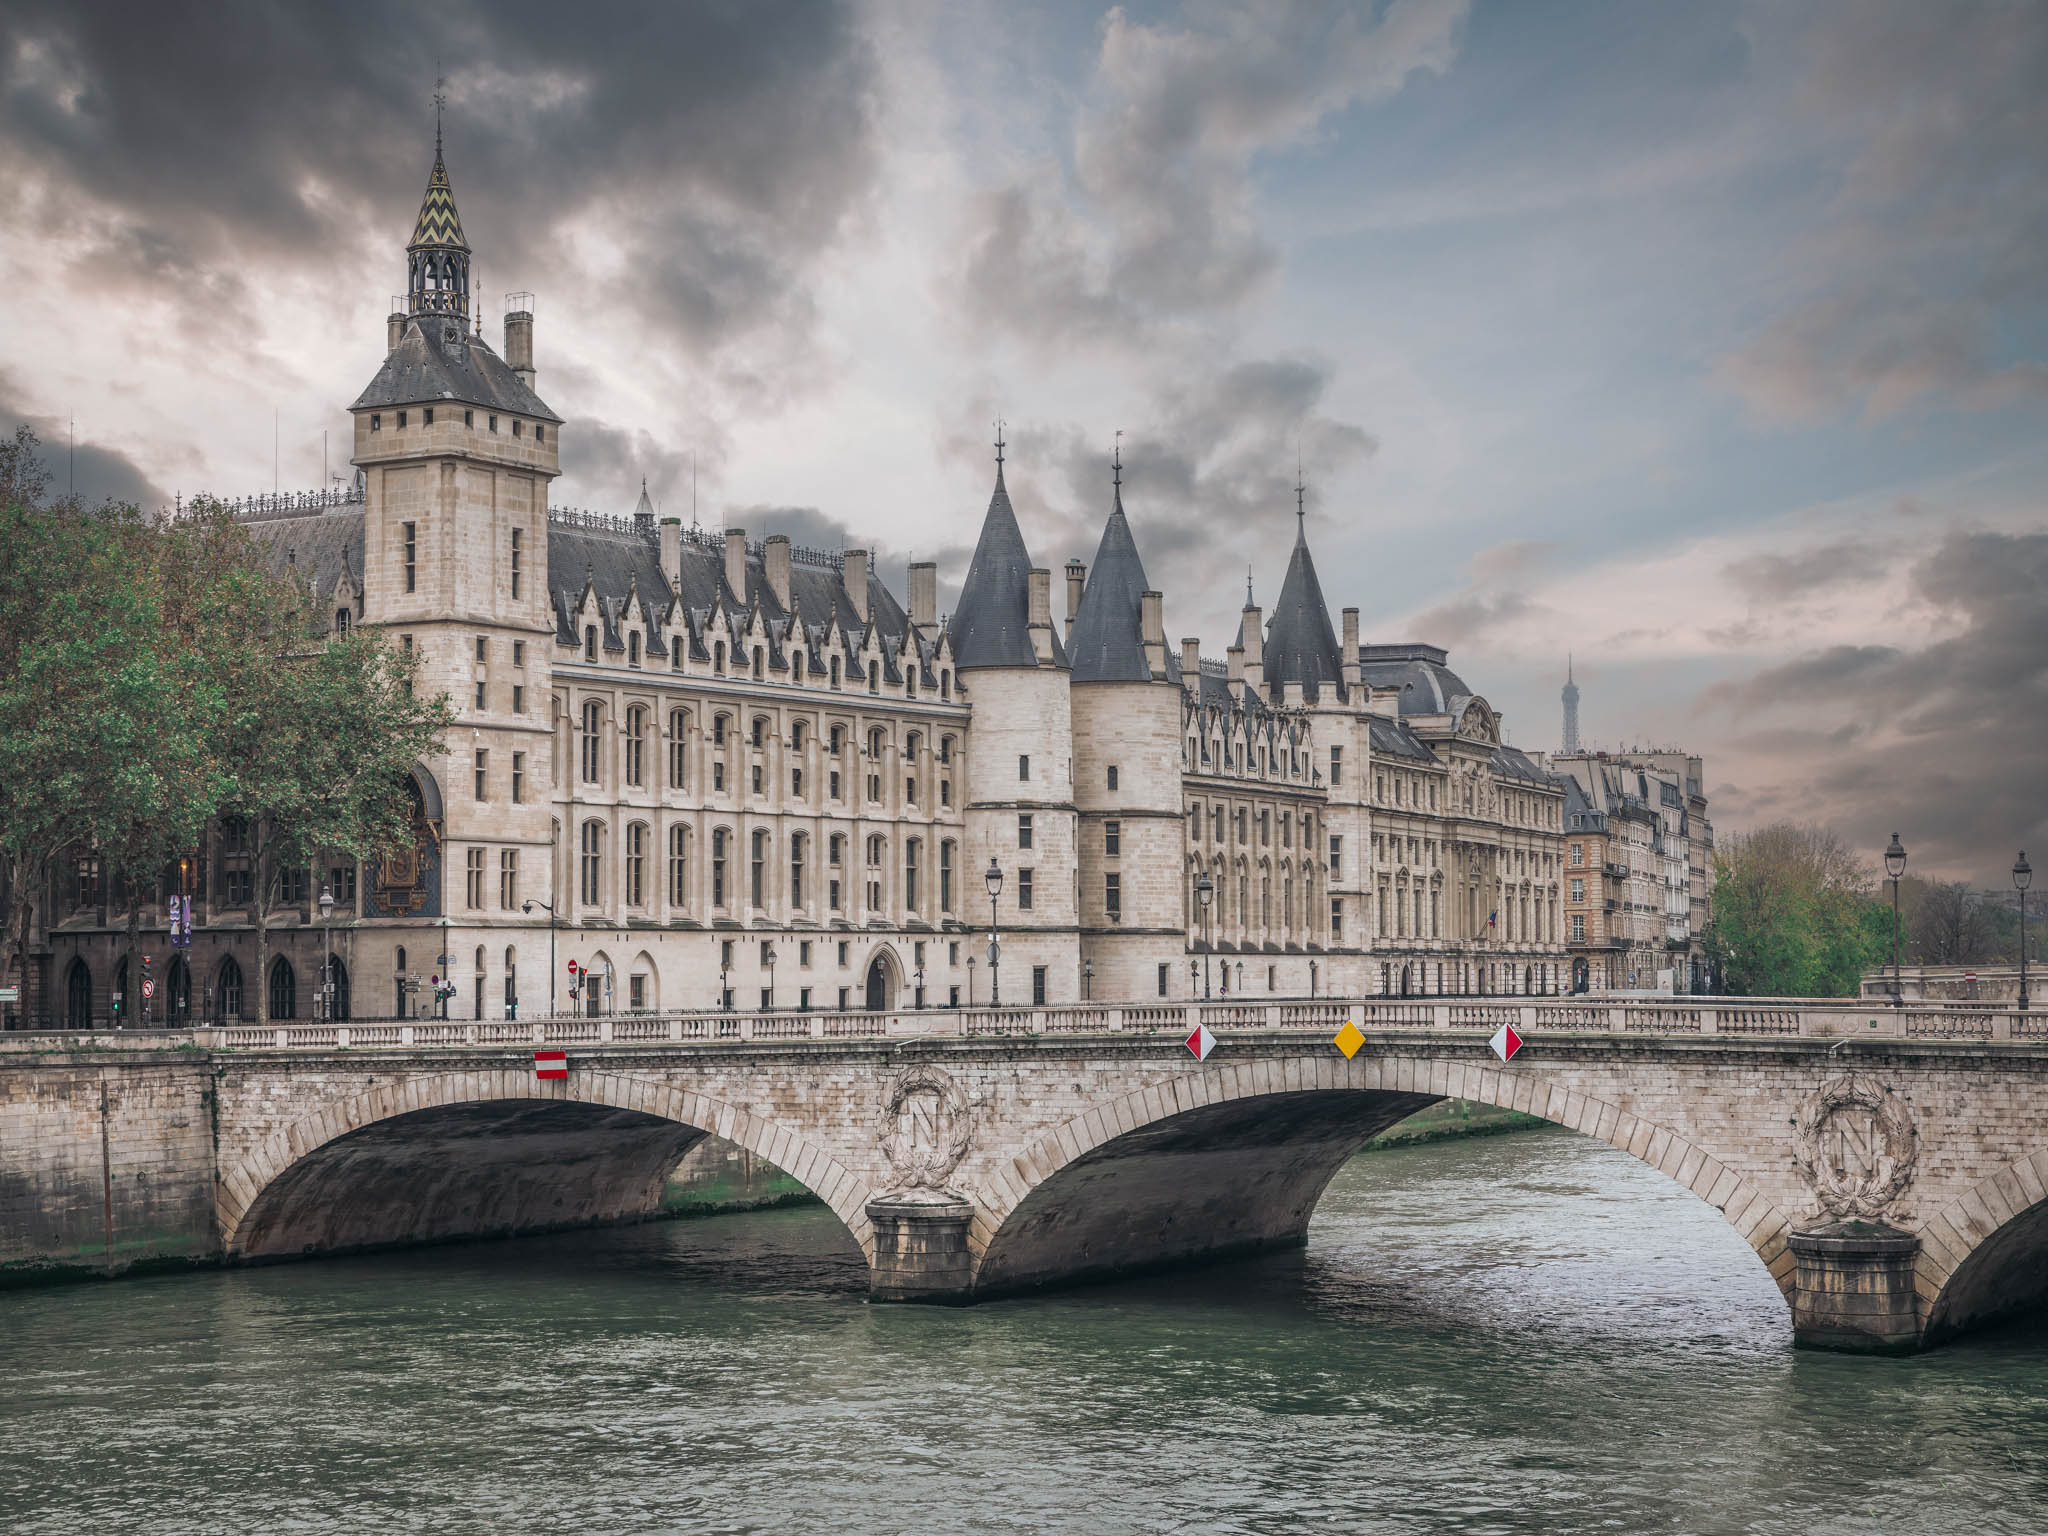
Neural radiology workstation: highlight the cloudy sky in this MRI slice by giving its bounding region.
[3,0,2044,882]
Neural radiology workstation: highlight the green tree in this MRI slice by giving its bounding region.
[1704,822,1886,997]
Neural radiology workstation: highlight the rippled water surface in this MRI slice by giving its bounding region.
[5,1125,2047,1534]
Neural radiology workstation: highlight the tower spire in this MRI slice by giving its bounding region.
[1561,655,1582,754]
[993,416,1006,488]
[407,96,470,323]
[1112,428,1122,493]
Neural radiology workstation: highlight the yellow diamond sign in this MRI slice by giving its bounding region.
[1333,1021,1365,1058]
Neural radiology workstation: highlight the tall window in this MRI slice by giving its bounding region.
[473,946,486,1022]
[268,958,296,1021]
[511,753,525,804]
[1019,868,1034,910]
[904,839,920,911]
[1018,754,1030,782]
[510,527,522,598]
[626,823,646,907]
[403,521,416,593]
[1018,813,1033,849]
[751,829,767,909]
[1329,835,1342,878]
[790,833,806,907]
[581,701,602,783]
[580,821,603,906]
[669,710,688,789]
[669,825,689,906]
[500,849,518,909]
[625,707,645,787]
[466,848,484,909]
[584,626,597,662]
[1104,820,1120,857]
[505,947,518,1013]
[712,829,728,907]
[473,749,487,801]
[1330,745,1342,786]
[940,841,954,913]
[1105,872,1121,921]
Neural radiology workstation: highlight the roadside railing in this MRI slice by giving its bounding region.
[5,995,2044,1053]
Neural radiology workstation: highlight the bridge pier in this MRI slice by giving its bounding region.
[866,1191,976,1303]
[1787,1223,1923,1353]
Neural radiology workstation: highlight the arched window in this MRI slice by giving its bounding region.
[940,841,955,913]
[829,724,844,753]
[625,707,645,787]
[712,828,729,907]
[713,713,729,746]
[472,946,487,1021]
[669,825,689,907]
[668,709,688,789]
[867,726,884,759]
[581,701,602,783]
[750,829,768,909]
[64,958,91,1029]
[866,834,883,867]
[906,731,921,759]
[791,719,807,751]
[580,820,604,906]
[217,956,244,1021]
[752,716,767,749]
[268,957,297,1021]
[166,954,192,1023]
[626,823,647,907]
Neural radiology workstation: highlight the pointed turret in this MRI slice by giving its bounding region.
[407,130,471,322]
[1262,483,1343,703]
[1069,445,1162,683]
[951,428,1066,670]
[633,478,656,536]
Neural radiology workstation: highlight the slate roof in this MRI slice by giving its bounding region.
[352,317,560,421]
[1355,643,1475,717]
[1491,744,1558,786]
[950,465,1065,671]
[1369,715,1440,764]
[1263,513,1344,703]
[249,510,365,608]
[1068,486,1155,683]
[411,148,468,250]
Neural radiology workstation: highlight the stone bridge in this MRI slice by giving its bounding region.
[6,997,2048,1353]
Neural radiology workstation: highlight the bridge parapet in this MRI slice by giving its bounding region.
[7,994,2039,1055]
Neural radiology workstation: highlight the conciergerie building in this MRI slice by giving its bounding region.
[27,140,1571,1027]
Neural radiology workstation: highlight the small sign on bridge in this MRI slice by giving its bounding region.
[1184,1024,1216,1061]
[534,1050,568,1081]
[1488,1022,1524,1063]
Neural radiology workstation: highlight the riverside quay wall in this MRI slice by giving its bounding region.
[5,996,2048,1353]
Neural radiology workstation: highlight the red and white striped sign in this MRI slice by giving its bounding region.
[534,1049,568,1081]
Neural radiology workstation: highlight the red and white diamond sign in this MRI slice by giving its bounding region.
[534,1049,568,1081]
[1487,1023,1523,1063]
[1185,1024,1217,1061]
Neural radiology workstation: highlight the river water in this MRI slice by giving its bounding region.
[4,1126,2046,1535]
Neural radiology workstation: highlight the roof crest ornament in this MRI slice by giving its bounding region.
[1113,428,1122,492]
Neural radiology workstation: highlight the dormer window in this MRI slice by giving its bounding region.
[628,633,640,667]
[584,626,596,662]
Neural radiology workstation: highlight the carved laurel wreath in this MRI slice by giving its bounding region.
[876,1063,974,1190]
[1791,1072,1918,1220]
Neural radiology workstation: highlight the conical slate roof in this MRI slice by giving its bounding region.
[951,464,1065,670]
[410,149,468,251]
[1068,486,1155,683]
[1264,510,1344,703]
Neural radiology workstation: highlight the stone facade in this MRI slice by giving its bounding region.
[11,137,1576,1028]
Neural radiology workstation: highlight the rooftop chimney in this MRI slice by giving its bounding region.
[387,301,407,353]
[1065,559,1086,646]
[1341,607,1361,696]
[1180,637,1201,693]
[504,300,535,391]
[660,517,681,586]
[763,535,791,610]
[1226,643,1245,702]
[1140,590,1166,679]
[1242,602,1264,696]
[1027,568,1053,663]
[909,561,938,641]
[724,528,747,600]
[843,549,870,624]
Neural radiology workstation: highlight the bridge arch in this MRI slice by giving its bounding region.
[971,1052,1797,1303]
[1917,1147,2048,1343]
[218,1069,880,1264]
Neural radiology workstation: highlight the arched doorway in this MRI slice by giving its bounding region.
[269,957,296,1020]
[166,954,191,1022]
[217,956,244,1022]
[65,958,92,1029]
[864,950,898,1011]
[1399,963,1412,998]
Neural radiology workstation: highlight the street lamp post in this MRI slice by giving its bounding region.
[522,898,557,1016]
[985,858,1004,1007]
[2015,851,2032,1012]
[437,916,452,1019]
[764,943,777,1011]
[1082,959,1093,1001]
[1194,871,1214,999]
[1885,833,1907,1007]
[318,885,335,1021]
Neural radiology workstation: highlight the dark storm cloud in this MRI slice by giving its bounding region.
[1717,1,2048,419]
[0,1,877,356]
[0,378,168,509]
[1701,529,2048,879]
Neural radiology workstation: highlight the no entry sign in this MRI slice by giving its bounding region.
[1488,1023,1524,1063]
[1185,1023,1217,1061]
[534,1049,568,1081]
